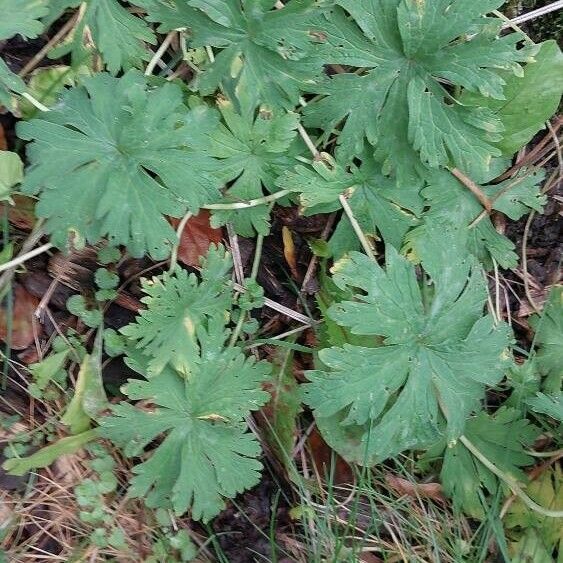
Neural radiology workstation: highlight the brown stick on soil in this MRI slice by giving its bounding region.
[450,167,493,212]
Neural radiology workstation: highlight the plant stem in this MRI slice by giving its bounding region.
[450,168,492,212]
[339,194,377,263]
[500,1,563,29]
[145,31,175,76]
[0,242,52,275]
[250,232,264,281]
[168,211,192,273]
[21,93,50,113]
[229,232,266,348]
[459,434,563,518]
[203,189,290,210]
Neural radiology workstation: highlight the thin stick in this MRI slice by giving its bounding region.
[20,93,50,113]
[247,324,310,348]
[521,210,541,313]
[504,1,563,27]
[168,211,192,272]
[227,224,245,285]
[450,168,492,212]
[229,233,265,347]
[339,194,377,263]
[18,12,81,78]
[145,31,175,76]
[232,282,315,325]
[297,123,320,157]
[0,242,53,274]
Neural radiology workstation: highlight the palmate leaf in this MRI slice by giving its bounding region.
[203,95,302,236]
[46,0,156,74]
[433,408,538,519]
[529,286,563,383]
[0,0,49,111]
[137,0,329,107]
[526,393,563,424]
[461,40,563,156]
[99,315,271,522]
[121,245,233,376]
[278,153,422,249]
[304,0,536,185]
[304,224,512,463]
[0,58,26,111]
[405,167,546,269]
[505,466,563,563]
[18,70,222,258]
[0,0,48,40]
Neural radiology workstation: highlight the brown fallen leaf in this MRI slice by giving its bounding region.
[0,285,42,349]
[385,474,445,503]
[0,123,7,150]
[169,210,223,267]
[282,226,300,280]
[307,428,354,485]
[1,195,36,230]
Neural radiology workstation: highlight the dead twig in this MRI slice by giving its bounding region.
[450,168,492,212]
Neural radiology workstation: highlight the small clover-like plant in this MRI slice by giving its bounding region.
[304,224,512,463]
[305,0,537,184]
[18,70,222,258]
[99,314,271,522]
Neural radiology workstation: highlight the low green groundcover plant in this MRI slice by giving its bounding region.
[1,0,562,553]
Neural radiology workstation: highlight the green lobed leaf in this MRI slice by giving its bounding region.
[3,430,97,476]
[137,0,330,107]
[529,286,563,385]
[278,152,422,249]
[29,349,69,392]
[526,393,563,424]
[505,466,563,562]
[203,95,302,236]
[437,408,538,519]
[47,0,156,74]
[405,167,545,269]
[304,0,536,185]
[0,151,24,201]
[18,65,90,119]
[99,315,271,522]
[0,58,27,112]
[0,0,48,41]
[261,346,301,466]
[461,40,563,155]
[121,245,233,376]
[61,347,108,434]
[18,70,222,258]
[304,223,512,463]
